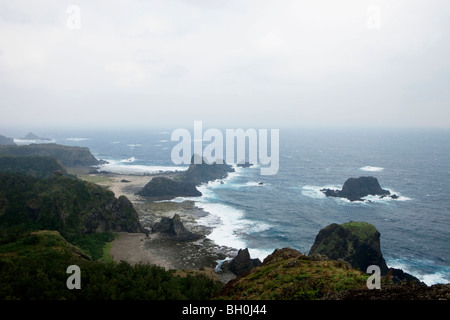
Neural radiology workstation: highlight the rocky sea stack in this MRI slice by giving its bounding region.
[320,176,397,202]
[222,248,262,276]
[309,221,389,274]
[152,214,202,241]
[138,176,202,200]
[179,154,235,185]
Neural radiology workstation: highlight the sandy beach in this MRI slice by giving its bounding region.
[75,170,236,283]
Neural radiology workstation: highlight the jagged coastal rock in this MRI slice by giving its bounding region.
[320,176,397,201]
[179,154,235,185]
[222,248,262,276]
[152,214,202,241]
[138,176,202,200]
[309,221,389,274]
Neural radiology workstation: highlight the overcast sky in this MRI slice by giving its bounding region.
[0,0,449,131]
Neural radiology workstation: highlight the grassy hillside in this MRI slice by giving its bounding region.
[0,144,101,167]
[0,231,223,300]
[215,248,370,300]
[0,155,69,178]
[0,173,143,243]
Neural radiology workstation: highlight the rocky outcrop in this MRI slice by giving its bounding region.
[152,214,202,241]
[0,173,144,237]
[0,144,102,167]
[309,221,389,274]
[222,248,262,276]
[179,154,235,185]
[320,176,396,201]
[138,176,202,200]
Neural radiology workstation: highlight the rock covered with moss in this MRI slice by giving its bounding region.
[308,221,389,274]
[215,247,370,300]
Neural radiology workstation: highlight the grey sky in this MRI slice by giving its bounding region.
[0,0,449,130]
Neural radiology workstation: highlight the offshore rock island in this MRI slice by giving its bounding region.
[320,176,399,202]
[0,141,448,300]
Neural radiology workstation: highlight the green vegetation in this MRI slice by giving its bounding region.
[0,231,223,300]
[0,144,100,167]
[0,155,69,178]
[341,221,377,241]
[0,172,142,242]
[77,174,113,185]
[215,248,370,300]
[70,232,117,261]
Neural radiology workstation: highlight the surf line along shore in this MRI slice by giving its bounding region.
[85,170,237,282]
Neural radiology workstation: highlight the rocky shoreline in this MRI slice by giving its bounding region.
[77,169,238,283]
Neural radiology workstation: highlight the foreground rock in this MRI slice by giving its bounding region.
[222,248,262,276]
[152,214,202,242]
[179,154,235,185]
[320,176,397,202]
[138,176,202,200]
[309,221,389,274]
[215,248,369,300]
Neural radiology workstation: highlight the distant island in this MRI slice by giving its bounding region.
[321,176,399,202]
[19,132,52,141]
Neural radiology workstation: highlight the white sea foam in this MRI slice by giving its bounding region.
[66,137,90,142]
[196,201,248,250]
[387,259,450,286]
[301,185,340,199]
[249,248,273,262]
[98,160,187,175]
[302,185,411,203]
[120,156,136,163]
[13,138,56,145]
[360,166,384,172]
[127,144,142,147]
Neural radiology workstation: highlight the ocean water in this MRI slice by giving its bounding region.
[29,127,450,286]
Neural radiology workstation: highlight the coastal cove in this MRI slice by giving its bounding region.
[69,168,238,283]
[1,127,449,296]
[54,127,450,287]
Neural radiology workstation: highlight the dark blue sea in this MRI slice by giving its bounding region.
[18,127,450,285]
